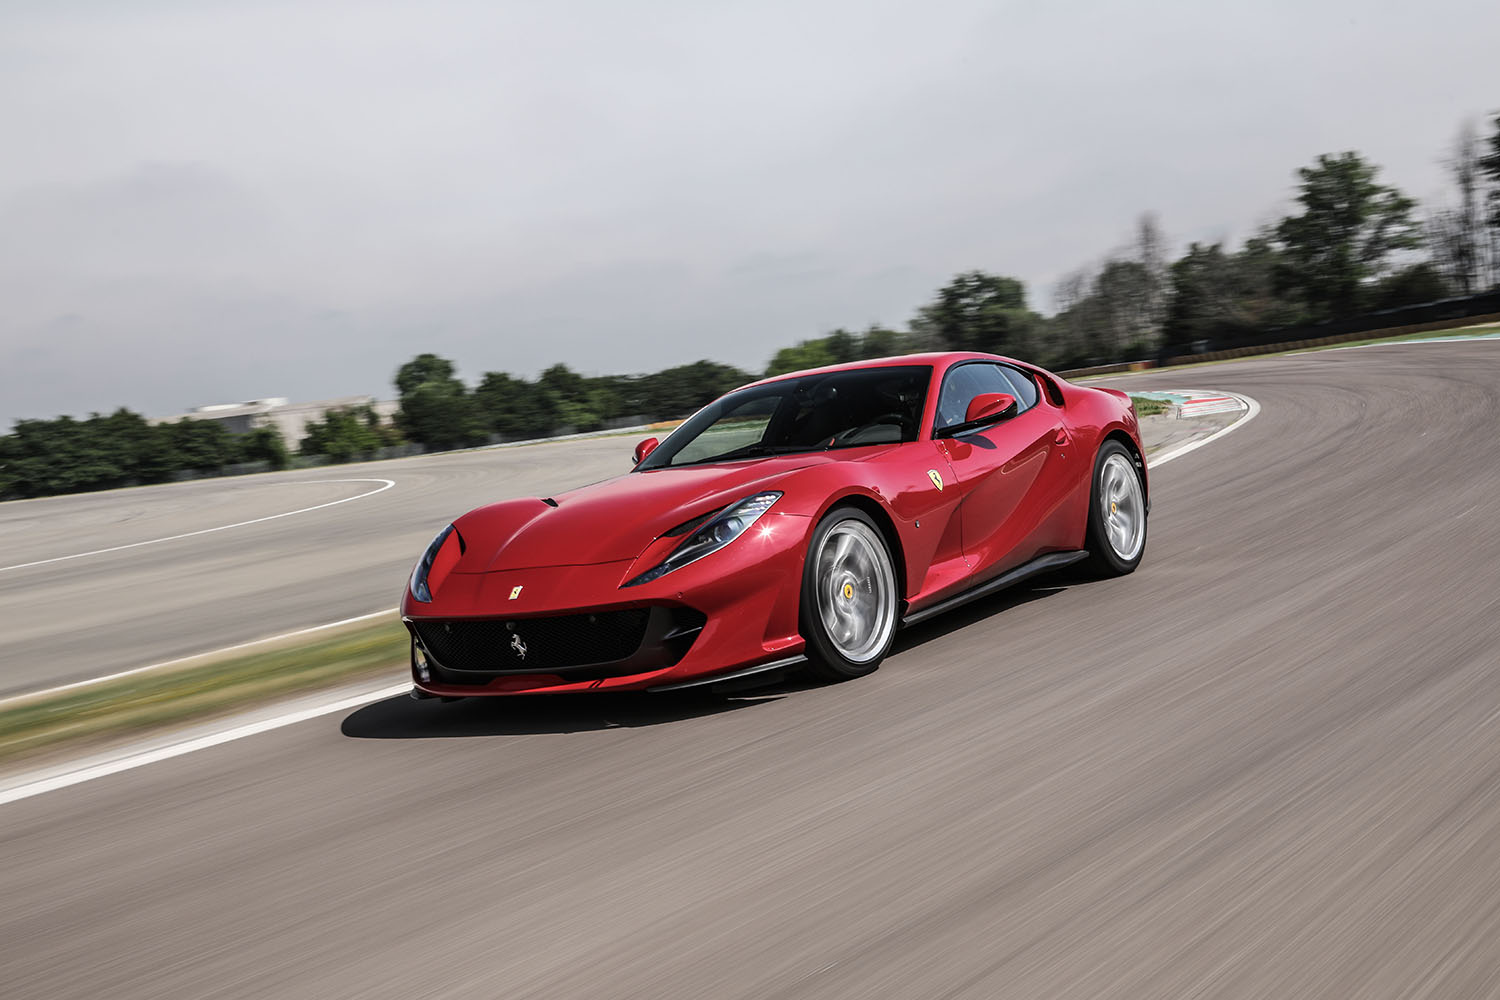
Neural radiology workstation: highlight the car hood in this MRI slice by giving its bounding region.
[451,455,827,572]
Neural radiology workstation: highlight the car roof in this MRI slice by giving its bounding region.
[739,352,1022,391]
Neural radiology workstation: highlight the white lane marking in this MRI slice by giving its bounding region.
[0,396,1263,806]
[0,683,410,807]
[0,608,401,709]
[1150,392,1260,467]
[0,478,396,574]
[1285,333,1500,356]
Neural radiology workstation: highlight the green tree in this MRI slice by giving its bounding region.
[93,408,176,484]
[1163,243,1236,351]
[825,329,859,364]
[911,271,1041,357]
[1159,235,1305,353]
[1274,152,1422,318]
[300,406,386,462]
[640,361,753,418]
[395,354,458,396]
[238,426,290,470]
[532,364,597,431]
[475,372,558,437]
[398,383,486,449]
[1425,121,1488,295]
[1369,262,1451,310]
[0,435,15,499]
[393,352,485,449]
[857,326,906,359]
[1478,113,1500,287]
[167,419,236,473]
[5,416,120,494]
[764,339,835,377]
[537,363,588,406]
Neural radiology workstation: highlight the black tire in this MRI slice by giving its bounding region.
[799,507,899,682]
[1081,440,1148,577]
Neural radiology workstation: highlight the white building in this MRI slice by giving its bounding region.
[153,396,400,448]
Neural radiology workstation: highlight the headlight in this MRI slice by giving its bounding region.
[624,491,781,587]
[409,523,463,602]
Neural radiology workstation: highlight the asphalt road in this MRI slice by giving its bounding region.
[5,342,1500,998]
[0,433,645,696]
[0,398,1221,699]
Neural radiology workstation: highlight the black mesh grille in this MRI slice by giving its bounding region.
[413,610,651,672]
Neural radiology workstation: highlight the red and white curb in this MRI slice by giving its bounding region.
[1173,392,1245,418]
[1150,392,1259,467]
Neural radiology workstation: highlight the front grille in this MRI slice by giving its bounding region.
[413,609,651,672]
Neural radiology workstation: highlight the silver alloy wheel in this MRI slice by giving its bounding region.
[815,519,897,663]
[1099,452,1146,562]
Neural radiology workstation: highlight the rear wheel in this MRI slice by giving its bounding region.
[1081,440,1147,576]
[800,508,898,682]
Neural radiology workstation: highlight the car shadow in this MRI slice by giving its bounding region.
[344,577,1079,740]
[341,688,780,740]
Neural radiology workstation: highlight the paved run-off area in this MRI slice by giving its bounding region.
[5,341,1500,997]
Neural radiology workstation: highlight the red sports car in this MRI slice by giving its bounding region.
[402,352,1147,697]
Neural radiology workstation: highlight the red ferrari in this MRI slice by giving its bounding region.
[402,353,1147,697]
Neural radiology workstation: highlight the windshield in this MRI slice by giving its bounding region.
[638,365,932,469]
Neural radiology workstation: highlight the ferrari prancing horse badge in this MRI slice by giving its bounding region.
[928,469,944,491]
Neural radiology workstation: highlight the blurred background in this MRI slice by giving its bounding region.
[2,0,1498,499]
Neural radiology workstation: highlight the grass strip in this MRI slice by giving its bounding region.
[1130,396,1171,417]
[0,617,409,763]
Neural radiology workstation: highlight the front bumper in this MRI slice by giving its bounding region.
[402,513,811,695]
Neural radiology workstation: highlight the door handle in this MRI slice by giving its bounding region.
[1054,428,1070,446]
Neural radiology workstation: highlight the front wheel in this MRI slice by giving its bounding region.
[800,508,898,682]
[1081,441,1147,577]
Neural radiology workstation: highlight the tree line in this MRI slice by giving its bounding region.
[771,117,1500,372]
[6,113,1499,497]
[0,410,288,499]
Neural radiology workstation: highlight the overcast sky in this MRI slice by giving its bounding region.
[1,0,1496,425]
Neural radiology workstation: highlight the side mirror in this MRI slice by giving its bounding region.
[964,392,1017,426]
[633,436,660,464]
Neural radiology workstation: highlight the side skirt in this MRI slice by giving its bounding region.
[646,654,807,694]
[900,550,1088,628]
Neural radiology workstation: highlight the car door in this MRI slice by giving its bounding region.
[932,361,1068,579]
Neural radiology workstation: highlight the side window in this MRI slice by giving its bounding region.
[998,365,1039,412]
[934,364,1018,430]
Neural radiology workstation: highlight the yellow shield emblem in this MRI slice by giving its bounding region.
[928,469,944,491]
[509,585,523,600]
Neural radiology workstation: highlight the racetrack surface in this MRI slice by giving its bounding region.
[0,401,1231,700]
[0,436,643,696]
[5,342,1500,997]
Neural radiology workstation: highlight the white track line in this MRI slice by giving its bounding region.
[0,608,400,709]
[0,399,1264,807]
[0,683,410,807]
[1288,334,1500,355]
[0,478,396,574]
[1149,392,1260,467]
